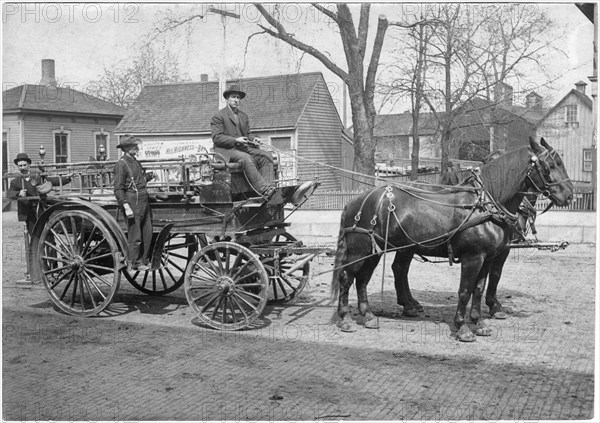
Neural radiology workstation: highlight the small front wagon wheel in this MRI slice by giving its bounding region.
[184,242,268,331]
[34,210,122,316]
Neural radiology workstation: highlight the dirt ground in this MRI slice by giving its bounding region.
[1,210,597,420]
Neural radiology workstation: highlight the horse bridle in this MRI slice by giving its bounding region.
[525,149,571,202]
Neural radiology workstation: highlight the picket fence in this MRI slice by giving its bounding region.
[304,187,595,211]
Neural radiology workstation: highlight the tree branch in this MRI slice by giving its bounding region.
[311,3,339,23]
[254,3,349,81]
[357,4,370,59]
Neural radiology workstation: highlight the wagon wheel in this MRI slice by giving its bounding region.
[261,233,310,303]
[184,242,268,331]
[35,210,122,316]
[122,233,198,295]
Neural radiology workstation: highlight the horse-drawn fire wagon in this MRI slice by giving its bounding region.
[22,151,322,330]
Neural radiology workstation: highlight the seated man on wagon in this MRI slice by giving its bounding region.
[7,152,72,235]
[210,84,276,197]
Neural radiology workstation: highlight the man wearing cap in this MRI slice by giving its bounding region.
[211,84,275,196]
[7,152,72,234]
[113,135,153,271]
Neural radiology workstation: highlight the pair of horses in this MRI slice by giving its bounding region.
[331,138,573,342]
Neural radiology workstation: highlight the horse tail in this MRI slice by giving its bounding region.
[331,203,349,302]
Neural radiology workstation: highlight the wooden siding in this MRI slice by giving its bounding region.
[20,114,122,164]
[3,114,22,173]
[297,79,343,190]
[536,92,595,183]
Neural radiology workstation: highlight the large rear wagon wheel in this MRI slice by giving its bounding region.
[35,210,122,316]
[184,242,268,331]
[123,233,198,295]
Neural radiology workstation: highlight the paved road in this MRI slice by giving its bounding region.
[1,212,596,421]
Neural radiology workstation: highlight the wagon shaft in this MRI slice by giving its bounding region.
[509,240,570,252]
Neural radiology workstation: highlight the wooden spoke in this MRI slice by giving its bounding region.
[123,233,196,295]
[35,210,121,316]
[184,242,268,331]
[258,233,310,303]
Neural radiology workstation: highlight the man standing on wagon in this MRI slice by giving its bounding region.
[113,135,153,272]
[210,84,276,197]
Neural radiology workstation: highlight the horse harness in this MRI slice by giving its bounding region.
[342,171,532,266]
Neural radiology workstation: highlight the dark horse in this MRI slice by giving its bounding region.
[331,138,573,341]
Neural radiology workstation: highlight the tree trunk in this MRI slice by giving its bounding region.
[347,77,375,187]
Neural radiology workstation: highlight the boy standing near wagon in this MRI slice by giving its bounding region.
[210,84,276,197]
[113,135,153,271]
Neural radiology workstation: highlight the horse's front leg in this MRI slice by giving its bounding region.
[455,255,485,342]
[486,247,510,319]
[356,255,381,329]
[470,260,493,337]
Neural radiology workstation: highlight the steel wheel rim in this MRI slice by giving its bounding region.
[37,210,121,316]
[184,242,268,331]
[123,233,196,295]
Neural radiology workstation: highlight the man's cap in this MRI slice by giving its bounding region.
[116,135,141,149]
[223,84,246,100]
[447,161,454,167]
[14,153,32,165]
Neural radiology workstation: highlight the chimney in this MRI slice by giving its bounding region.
[575,80,587,95]
[40,59,57,87]
[200,74,209,82]
[526,92,543,111]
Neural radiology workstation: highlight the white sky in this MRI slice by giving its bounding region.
[1,2,595,120]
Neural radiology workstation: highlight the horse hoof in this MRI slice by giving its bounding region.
[339,321,357,333]
[402,307,419,317]
[364,318,379,329]
[491,311,508,320]
[456,326,476,342]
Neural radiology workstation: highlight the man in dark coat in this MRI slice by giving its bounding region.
[210,84,275,196]
[113,136,153,271]
[7,152,72,234]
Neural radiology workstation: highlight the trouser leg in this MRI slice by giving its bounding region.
[247,148,274,184]
[125,193,152,267]
[228,149,270,193]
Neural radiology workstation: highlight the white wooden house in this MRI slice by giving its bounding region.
[535,82,595,184]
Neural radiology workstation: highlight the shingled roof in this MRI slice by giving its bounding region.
[2,84,126,116]
[115,72,326,134]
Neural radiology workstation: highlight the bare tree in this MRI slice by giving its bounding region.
[412,4,564,178]
[88,42,189,108]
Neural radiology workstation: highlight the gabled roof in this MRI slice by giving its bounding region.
[115,72,326,134]
[536,89,593,127]
[374,112,440,137]
[2,84,126,116]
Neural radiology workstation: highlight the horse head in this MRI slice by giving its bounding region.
[528,137,573,207]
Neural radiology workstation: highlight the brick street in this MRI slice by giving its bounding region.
[1,212,596,421]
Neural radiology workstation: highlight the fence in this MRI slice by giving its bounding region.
[304,187,596,211]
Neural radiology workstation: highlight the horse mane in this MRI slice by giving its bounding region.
[479,146,532,204]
